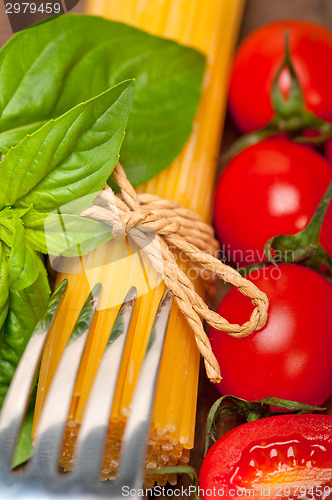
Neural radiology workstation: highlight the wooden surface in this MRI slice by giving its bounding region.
[0,0,332,495]
[240,0,332,35]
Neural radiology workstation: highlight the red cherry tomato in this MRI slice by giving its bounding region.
[213,138,332,267]
[325,137,332,164]
[200,414,332,499]
[229,20,332,133]
[209,264,332,407]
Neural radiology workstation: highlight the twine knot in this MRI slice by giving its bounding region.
[120,211,182,238]
[81,162,269,383]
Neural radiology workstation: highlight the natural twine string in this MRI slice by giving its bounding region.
[81,162,269,383]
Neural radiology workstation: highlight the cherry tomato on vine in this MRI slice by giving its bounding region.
[209,264,332,407]
[213,137,332,267]
[229,20,332,133]
[200,414,332,499]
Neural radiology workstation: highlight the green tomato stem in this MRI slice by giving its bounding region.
[247,412,261,422]
[264,182,332,282]
[272,31,304,118]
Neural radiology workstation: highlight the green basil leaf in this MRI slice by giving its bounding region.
[20,215,47,254]
[0,80,134,211]
[7,216,40,291]
[20,210,52,253]
[11,395,35,468]
[0,14,205,186]
[0,207,17,247]
[0,257,50,407]
[0,247,9,333]
[22,209,113,257]
[0,209,45,290]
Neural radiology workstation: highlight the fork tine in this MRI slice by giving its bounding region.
[72,286,137,480]
[0,280,68,470]
[116,289,173,491]
[27,284,102,477]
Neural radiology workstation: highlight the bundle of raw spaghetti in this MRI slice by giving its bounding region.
[33,0,245,486]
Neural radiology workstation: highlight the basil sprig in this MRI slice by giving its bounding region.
[0,14,205,187]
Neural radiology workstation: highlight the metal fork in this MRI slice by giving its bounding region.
[0,280,173,499]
